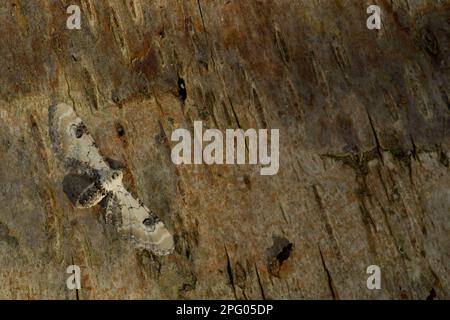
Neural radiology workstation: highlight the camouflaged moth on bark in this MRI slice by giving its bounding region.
[48,102,175,256]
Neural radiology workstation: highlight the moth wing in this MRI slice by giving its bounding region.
[103,193,123,226]
[111,185,175,256]
[49,102,110,172]
[75,180,107,209]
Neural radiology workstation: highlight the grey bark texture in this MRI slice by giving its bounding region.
[0,0,449,299]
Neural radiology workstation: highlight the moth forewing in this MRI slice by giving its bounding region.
[49,102,175,256]
[48,102,110,172]
[113,185,175,256]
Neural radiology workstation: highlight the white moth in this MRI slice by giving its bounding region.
[49,103,175,256]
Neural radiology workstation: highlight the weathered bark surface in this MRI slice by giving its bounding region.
[0,0,449,299]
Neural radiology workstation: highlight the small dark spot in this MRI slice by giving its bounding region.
[276,242,293,265]
[178,77,187,101]
[75,124,87,138]
[185,247,191,259]
[426,288,437,300]
[243,174,251,188]
[143,216,158,227]
[267,236,293,277]
[112,93,121,104]
[439,150,449,167]
[116,124,125,138]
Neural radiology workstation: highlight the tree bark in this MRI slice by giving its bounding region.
[0,0,448,299]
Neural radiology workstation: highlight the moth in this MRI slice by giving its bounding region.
[48,102,175,256]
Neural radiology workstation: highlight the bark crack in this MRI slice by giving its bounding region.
[318,246,338,300]
[254,263,266,300]
[224,245,237,299]
[64,72,76,111]
[365,109,384,164]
